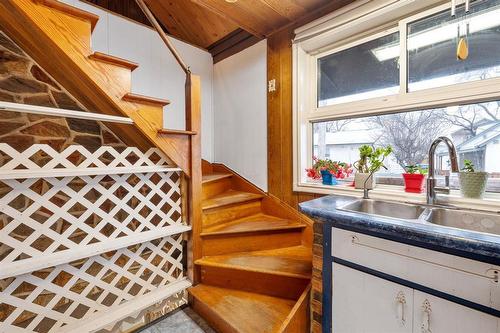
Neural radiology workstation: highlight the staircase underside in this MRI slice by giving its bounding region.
[0,0,195,174]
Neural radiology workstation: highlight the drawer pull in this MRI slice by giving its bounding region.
[350,234,499,282]
[421,299,432,333]
[396,291,406,326]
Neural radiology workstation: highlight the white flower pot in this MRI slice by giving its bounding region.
[355,173,375,190]
[459,172,488,199]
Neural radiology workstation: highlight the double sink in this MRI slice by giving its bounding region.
[340,199,500,237]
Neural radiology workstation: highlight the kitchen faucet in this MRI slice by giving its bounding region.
[427,137,459,205]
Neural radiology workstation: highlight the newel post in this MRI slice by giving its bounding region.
[185,73,202,284]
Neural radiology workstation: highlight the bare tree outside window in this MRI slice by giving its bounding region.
[371,110,445,169]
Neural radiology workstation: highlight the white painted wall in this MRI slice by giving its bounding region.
[213,40,268,191]
[60,0,214,161]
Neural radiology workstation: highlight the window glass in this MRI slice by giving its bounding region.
[312,100,500,192]
[408,0,500,91]
[317,32,400,107]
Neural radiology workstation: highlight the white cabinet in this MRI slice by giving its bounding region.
[333,263,500,333]
[333,264,413,333]
[413,291,498,333]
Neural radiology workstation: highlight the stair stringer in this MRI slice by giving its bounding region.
[0,0,192,174]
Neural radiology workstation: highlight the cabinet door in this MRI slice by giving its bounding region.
[332,263,413,333]
[413,291,499,333]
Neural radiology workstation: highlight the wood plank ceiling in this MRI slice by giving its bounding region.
[82,0,349,62]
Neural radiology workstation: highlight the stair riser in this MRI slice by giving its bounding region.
[202,201,262,227]
[190,296,240,333]
[202,177,232,201]
[199,265,308,300]
[90,62,132,92]
[201,230,303,256]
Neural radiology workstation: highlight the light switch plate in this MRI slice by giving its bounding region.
[268,79,276,92]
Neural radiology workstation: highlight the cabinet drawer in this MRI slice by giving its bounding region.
[332,228,500,310]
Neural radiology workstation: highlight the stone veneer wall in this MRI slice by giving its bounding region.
[312,220,324,333]
[0,31,126,153]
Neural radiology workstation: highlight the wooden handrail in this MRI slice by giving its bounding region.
[135,0,202,283]
[135,0,190,74]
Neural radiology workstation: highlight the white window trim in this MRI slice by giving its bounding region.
[292,0,500,212]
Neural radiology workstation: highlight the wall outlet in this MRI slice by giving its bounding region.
[268,79,276,92]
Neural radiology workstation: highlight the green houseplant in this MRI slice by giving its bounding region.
[353,145,393,189]
[458,160,489,198]
[402,165,427,193]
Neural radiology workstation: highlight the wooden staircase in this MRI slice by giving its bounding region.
[0,0,197,175]
[0,1,313,331]
[189,163,313,333]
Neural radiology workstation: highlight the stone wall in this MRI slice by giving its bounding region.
[0,31,126,153]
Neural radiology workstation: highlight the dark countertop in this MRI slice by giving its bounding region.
[299,195,500,265]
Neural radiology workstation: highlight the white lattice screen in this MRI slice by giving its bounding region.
[0,144,191,333]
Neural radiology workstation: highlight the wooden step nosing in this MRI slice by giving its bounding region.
[158,128,197,136]
[195,260,311,280]
[202,194,264,211]
[89,52,139,70]
[122,93,170,107]
[35,0,99,31]
[201,173,233,184]
[200,224,306,237]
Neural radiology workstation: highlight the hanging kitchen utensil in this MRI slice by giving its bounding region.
[457,0,470,61]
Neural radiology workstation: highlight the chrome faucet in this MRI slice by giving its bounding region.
[427,137,459,205]
[363,170,376,199]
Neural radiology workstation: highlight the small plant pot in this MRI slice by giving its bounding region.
[320,170,338,185]
[354,172,375,189]
[403,173,425,193]
[459,172,489,199]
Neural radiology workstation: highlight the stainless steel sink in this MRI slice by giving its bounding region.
[424,208,500,236]
[340,199,426,220]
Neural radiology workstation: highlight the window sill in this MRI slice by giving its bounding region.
[295,181,500,213]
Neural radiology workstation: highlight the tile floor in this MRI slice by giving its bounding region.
[140,307,215,333]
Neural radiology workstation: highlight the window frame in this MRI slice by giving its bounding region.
[293,0,500,211]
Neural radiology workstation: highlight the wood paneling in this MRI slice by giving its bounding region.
[266,0,354,208]
[191,0,339,38]
[144,0,238,49]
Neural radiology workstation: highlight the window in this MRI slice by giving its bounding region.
[408,0,500,91]
[294,0,500,205]
[312,100,500,193]
[318,32,400,106]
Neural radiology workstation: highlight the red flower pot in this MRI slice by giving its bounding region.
[402,173,425,193]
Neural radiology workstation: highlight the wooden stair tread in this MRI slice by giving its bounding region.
[158,128,197,135]
[202,173,233,184]
[196,246,312,279]
[201,214,305,236]
[189,284,295,333]
[89,52,138,70]
[202,190,263,210]
[122,93,170,106]
[35,0,99,31]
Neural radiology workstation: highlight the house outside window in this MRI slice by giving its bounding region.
[293,0,500,207]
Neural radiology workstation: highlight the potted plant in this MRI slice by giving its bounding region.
[402,165,427,193]
[459,160,489,198]
[353,145,392,189]
[306,157,353,185]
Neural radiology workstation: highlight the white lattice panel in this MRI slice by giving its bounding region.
[0,235,184,333]
[0,144,171,171]
[0,144,190,332]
